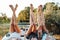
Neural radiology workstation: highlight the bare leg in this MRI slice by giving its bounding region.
[26,4,36,35]
[9,15,15,33]
[37,5,49,40]
[37,5,44,40]
[42,25,49,34]
[9,4,21,33]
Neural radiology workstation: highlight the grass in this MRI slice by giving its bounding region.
[0,25,9,40]
[0,26,9,37]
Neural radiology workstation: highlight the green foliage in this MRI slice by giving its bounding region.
[44,2,60,33]
[0,27,9,37]
[18,7,30,22]
[18,7,37,23]
[0,13,10,24]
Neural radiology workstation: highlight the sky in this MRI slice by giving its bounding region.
[0,0,60,18]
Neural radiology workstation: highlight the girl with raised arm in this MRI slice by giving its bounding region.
[37,5,49,40]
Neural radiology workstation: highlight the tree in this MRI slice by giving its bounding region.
[0,13,10,24]
[18,7,30,22]
[44,2,60,34]
[18,7,37,23]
